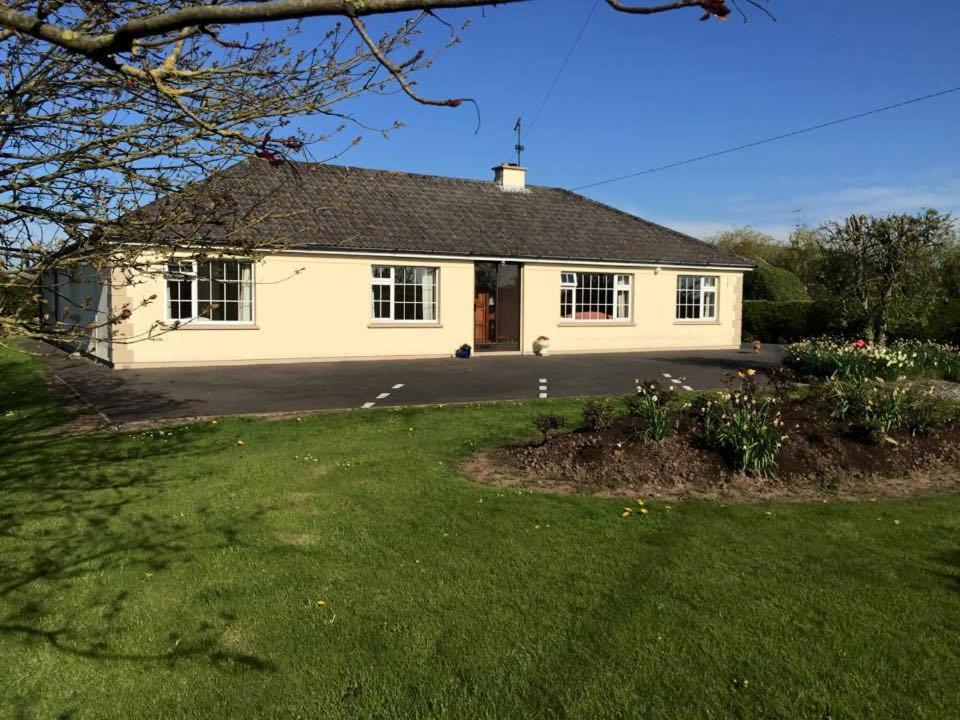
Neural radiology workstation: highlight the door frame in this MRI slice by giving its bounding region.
[473,261,522,352]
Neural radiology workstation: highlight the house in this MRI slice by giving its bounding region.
[43,159,752,368]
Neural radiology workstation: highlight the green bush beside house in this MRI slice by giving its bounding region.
[744,261,811,303]
[743,300,815,343]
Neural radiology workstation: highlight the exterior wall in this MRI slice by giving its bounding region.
[40,267,113,363]
[521,263,744,355]
[113,252,474,368]
[112,251,746,368]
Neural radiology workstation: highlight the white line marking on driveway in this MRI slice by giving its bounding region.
[392,383,405,389]
[682,385,694,391]
[361,402,376,409]
[539,392,548,399]
[539,385,548,391]
[663,373,672,378]
[670,378,681,384]
[539,378,547,383]
[376,392,390,399]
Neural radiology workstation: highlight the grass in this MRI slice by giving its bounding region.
[1,343,959,719]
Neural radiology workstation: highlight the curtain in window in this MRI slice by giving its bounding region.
[421,268,436,321]
[240,263,253,322]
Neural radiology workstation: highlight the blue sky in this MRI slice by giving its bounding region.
[295,0,960,241]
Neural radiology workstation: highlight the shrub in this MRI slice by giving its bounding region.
[901,386,957,436]
[744,262,810,302]
[622,380,673,441]
[696,371,784,476]
[533,412,565,438]
[581,399,614,432]
[816,378,872,421]
[815,377,956,441]
[742,301,814,343]
[855,386,907,442]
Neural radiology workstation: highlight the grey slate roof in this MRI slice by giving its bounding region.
[150,159,751,268]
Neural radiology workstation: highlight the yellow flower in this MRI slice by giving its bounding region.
[894,519,902,526]
[533,524,541,529]
[236,439,245,446]
[737,371,745,379]
[640,508,649,515]
[747,369,756,377]
[211,419,218,425]
[316,599,326,606]
[637,498,645,506]
[621,511,631,518]
[665,505,673,511]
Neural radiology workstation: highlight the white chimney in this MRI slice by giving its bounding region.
[492,162,527,191]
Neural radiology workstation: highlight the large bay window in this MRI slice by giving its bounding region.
[560,271,631,321]
[676,275,717,320]
[165,259,254,323]
[371,265,438,322]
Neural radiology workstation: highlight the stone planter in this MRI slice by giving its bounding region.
[533,338,551,357]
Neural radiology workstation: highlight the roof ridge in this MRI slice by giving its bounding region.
[271,158,561,191]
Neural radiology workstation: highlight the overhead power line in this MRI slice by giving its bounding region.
[523,0,601,141]
[570,85,960,192]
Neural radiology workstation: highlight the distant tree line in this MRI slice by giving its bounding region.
[709,210,959,346]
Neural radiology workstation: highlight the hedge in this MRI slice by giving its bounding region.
[742,300,815,343]
[744,262,810,302]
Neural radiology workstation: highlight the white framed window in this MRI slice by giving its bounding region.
[165,259,254,323]
[371,265,438,322]
[676,275,717,320]
[560,272,631,321]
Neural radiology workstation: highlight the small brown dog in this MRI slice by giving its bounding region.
[752,340,762,354]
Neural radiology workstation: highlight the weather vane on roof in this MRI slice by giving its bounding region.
[514,117,524,166]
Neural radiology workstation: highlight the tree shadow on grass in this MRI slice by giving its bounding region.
[0,428,278,674]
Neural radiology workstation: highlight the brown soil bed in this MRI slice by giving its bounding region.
[463,401,960,502]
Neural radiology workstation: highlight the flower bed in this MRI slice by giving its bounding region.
[465,373,960,501]
[785,338,960,382]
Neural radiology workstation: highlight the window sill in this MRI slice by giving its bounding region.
[368,322,443,329]
[557,321,635,327]
[674,319,720,326]
[167,323,259,330]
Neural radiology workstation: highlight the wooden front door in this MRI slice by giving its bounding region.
[474,290,493,345]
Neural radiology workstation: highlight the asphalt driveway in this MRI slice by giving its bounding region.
[40,344,785,426]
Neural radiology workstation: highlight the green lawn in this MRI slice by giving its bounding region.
[1,345,959,719]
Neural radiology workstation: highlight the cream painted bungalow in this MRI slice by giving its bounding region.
[44,159,752,368]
